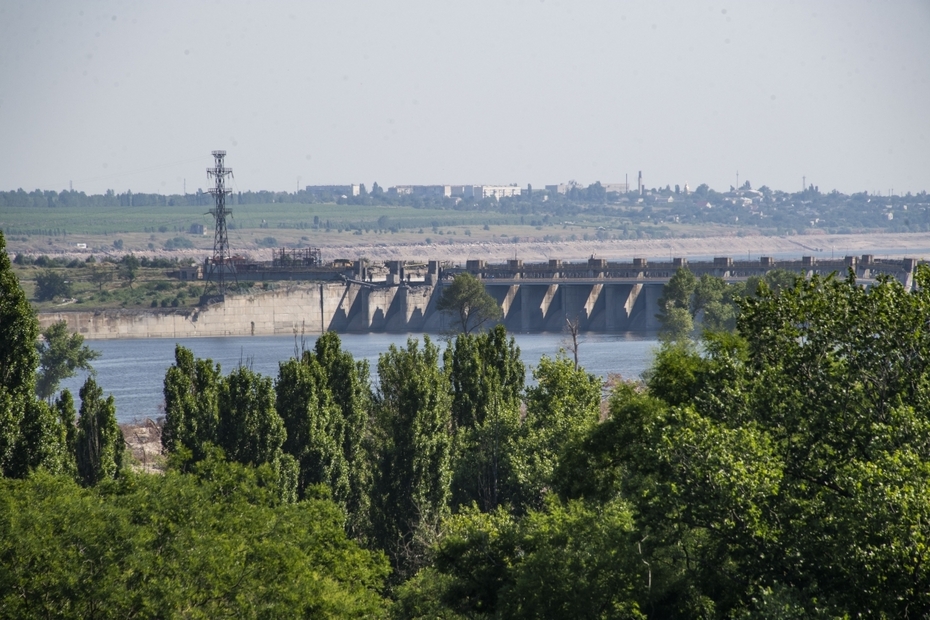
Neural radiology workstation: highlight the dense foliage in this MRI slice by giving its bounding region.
[9,219,930,615]
[0,460,389,618]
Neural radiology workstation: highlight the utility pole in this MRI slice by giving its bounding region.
[203,150,236,301]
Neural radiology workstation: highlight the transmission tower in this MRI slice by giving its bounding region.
[203,150,236,299]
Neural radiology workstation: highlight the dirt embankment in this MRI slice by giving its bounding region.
[306,231,930,263]
[14,231,930,265]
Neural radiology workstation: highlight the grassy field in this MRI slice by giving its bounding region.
[1,202,737,257]
[1,202,528,235]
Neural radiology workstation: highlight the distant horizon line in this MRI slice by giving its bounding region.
[1,184,925,198]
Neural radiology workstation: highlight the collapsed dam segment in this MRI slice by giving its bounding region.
[41,254,920,340]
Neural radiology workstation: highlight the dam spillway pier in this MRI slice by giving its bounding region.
[42,254,922,339]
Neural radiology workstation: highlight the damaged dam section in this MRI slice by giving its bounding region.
[39,254,921,340]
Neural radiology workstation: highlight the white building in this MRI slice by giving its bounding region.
[390,185,452,197]
[545,182,629,194]
[305,184,360,197]
[464,185,522,199]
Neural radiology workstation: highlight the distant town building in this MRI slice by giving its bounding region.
[389,185,452,197]
[464,185,522,199]
[545,183,574,194]
[305,184,360,197]
[545,182,629,194]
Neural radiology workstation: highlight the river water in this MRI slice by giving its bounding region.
[60,332,659,423]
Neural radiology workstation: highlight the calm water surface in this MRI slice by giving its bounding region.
[61,333,659,423]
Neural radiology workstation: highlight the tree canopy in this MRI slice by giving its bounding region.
[35,320,99,402]
[437,273,502,334]
[0,460,389,618]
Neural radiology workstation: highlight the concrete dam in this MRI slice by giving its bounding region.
[40,254,920,340]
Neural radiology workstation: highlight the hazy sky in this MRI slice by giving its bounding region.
[1,0,929,195]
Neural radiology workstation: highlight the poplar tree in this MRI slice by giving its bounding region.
[275,354,349,503]
[0,231,39,474]
[0,230,72,478]
[75,376,124,486]
[447,325,524,511]
[372,336,452,577]
[312,331,373,539]
[217,366,285,467]
[162,345,221,461]
[8,399,73,478]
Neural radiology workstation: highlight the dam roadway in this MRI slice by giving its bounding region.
[40,254,920,339]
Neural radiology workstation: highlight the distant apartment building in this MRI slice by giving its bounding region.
[389,185,452,197]
[464,185,522,199]
[545,182,629,194]
[305,184,360,197]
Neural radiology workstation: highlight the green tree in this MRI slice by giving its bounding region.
[34,269,71,301]
[74,376,123,486]
[613,268,930,616]
[54,389,78,477]
[656,267,696,340]
[658,270,746,338]
[372,336,453,578]
[161,345,221,461]
[437,273,502,334]
[446,325,524,511]
[512,353,602,511]
[35,321,100,402]
[0,460,390,618]
[119,253,140,288]
[743,268,797,299]
[217,365,285,467]
[89,263,112,291]
[693,273,740,333]
[275,353,350,504]
[397,499,644,619]
[0,230,44,477]
[313,331,374,540]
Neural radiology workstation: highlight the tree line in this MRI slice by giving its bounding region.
[6,222,930,616]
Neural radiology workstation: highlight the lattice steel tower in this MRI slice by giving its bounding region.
[204,150,236,298]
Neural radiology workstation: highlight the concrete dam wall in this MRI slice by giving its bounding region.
[39,253,921,340]
[39,280,666,340]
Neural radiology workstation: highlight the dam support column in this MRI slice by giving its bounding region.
[560,284,603,331]
[521,283,556,332]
